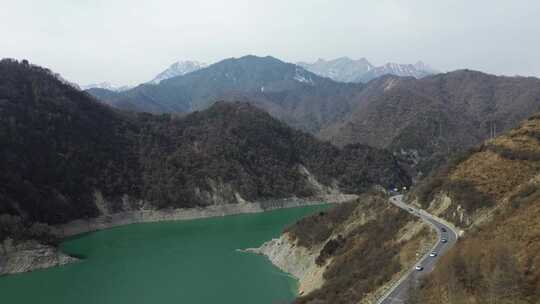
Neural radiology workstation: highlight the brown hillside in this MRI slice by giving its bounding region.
[409,113,540,303]
[320,71,540,174]
[284,192,435,304]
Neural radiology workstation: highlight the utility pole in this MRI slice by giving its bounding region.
[489,121,497,139]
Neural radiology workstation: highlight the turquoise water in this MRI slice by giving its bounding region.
[0,205,328,304]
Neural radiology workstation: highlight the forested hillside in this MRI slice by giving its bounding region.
[0,59,140,225]
[320,70,540,174]
[0,59,410,243]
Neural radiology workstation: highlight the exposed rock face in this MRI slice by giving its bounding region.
[245,233,326,295]
[411,193,468,233]
[55,194,358,238]
[0,239,77,275]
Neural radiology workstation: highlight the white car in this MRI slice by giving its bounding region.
[441,238,448,243]
[415,265,424,271]
[429,251,437,257]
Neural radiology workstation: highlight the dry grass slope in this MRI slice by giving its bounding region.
[409,113,540,304]
[283,192,435,304]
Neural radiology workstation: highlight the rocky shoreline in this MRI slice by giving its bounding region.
[243,233,327,296]
[1,193,357,276]
[0,239,78,275]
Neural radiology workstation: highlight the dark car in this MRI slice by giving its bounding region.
[441,227,447,232]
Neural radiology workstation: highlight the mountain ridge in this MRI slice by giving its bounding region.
[319,69,540,174]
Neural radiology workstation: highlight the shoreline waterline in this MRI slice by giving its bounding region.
[53,194,358,238]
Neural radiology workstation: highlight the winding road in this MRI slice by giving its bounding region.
[376,195,459,304]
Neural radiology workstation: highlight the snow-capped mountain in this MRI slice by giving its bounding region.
[87,55,335,114]
[81,82,132,92]
[298,57,436,83]
[293,66,315,84]
[355,61,437,83]
[149,60,208,84]
[297,57,374,83]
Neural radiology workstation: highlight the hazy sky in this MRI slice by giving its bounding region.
[2,0,539,86]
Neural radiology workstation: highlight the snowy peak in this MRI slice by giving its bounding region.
[81,82,132,92]
[299,57,436,83]
[414,61,437,73]
[149,60,208,84]
[294,66,315,85]
[358,61,436,82]
[298,57,374,83]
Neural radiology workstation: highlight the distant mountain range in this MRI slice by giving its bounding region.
[296,57,374,83]
[85,55,540,175]
[356,61,436,82]
[86,55,364,133]
[84,56,435,93]
[81,82,133,92]
[147,57,436,86]
[81,60,208,91]
[297,57,437,83]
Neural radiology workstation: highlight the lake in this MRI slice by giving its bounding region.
[0,205,328,304]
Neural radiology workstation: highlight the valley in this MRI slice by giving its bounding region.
[1,14,540,304]
[2,57,540,303]
[86,56,540,176]
[0,58,408,277]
